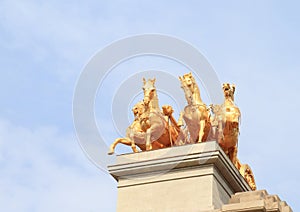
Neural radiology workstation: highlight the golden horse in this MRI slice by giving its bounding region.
[141,78,179,150]
[179,73,211,143]
[108,79,180,154]
[210,83,256,190]
[210,83,241,166]
[108,101,145,154]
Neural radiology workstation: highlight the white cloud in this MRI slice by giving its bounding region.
[0,119,117,212]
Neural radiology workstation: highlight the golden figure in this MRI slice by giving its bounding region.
[236,159,257,190]
[108,78,180,154]
[179,73,211,143]
[210,83,240,167]
[210,83,256,190]
[141,78,179,150]
[162,105,188,145]
[108,75,256,190]
[108,101,145,155]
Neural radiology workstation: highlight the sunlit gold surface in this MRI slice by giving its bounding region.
[209,83,256,190]
[236,159,257,191]
[108,75,256,190]
[179,73,210,143]
[210,83,240,167]
[108,78,180,154]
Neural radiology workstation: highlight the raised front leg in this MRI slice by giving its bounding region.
[108,138,121,155]
[108,138,135,155]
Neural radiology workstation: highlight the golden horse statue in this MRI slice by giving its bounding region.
[108,101,145,154]
[210,83,240,166]
[179,73,211,143]
[141,78,179,150]
[210,83,256,190]
[108,78,180,154]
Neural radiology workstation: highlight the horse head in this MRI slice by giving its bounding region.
[223,83,236,102]
[179,72,195,91]
[142,78,157,107]
[132,101,145,118]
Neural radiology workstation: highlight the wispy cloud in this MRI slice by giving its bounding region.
[0,119,117,211]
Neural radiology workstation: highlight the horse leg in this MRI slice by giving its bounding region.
[108,138,121,155]
[152,141,164,149]
[198,119,205,142]
[145,128,152,150]
[131,141,138,153]
[217,120,224,144]
[108,138,133,155]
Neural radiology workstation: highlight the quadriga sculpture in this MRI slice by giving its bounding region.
[179,73,211,143]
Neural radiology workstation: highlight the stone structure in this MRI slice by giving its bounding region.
[108,141,292,211]
[108,75,292,211]
[108,76,256,190]
[109,141,242,211]
[221,190,293,212]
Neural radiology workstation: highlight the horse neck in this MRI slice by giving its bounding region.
[224,96,235,107]
[144,91,160,113]
[223,97,241,121]
[193,84,203,104]
[187,84,203,105]
[150,92,160,111]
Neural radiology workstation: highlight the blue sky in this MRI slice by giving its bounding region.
[1,0,299,211]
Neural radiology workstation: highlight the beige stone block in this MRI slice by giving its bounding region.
[223,190,293,212]
[108,142,293,212]
[109,141,251,211]
[222,200,266,212]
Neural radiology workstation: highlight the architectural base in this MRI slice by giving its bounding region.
[108,141,252,211]
[222,190,293,212]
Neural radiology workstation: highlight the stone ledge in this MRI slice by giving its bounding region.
[108,141,253,211]
[108,142,293,212]
[222,190,293,212]
[108,141,251,192]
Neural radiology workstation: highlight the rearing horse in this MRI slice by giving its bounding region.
[141,78,178,150]
[211,83,241,166]
[179,73,210,143]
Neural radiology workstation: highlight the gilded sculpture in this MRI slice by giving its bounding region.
[108,78,180,154]
[108,74,256,190]
[236,159,257,191]
[209,82,256,190]
[210,83,240,167]
[140,78,179,150]
[178,73,211,143]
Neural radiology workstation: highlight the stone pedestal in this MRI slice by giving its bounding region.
[222,190,293,212]
[108,141,251,211]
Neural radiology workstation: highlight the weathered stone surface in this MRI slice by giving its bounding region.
[222,190,293,212]
[108,141,251,211]
[108,141,293,212]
